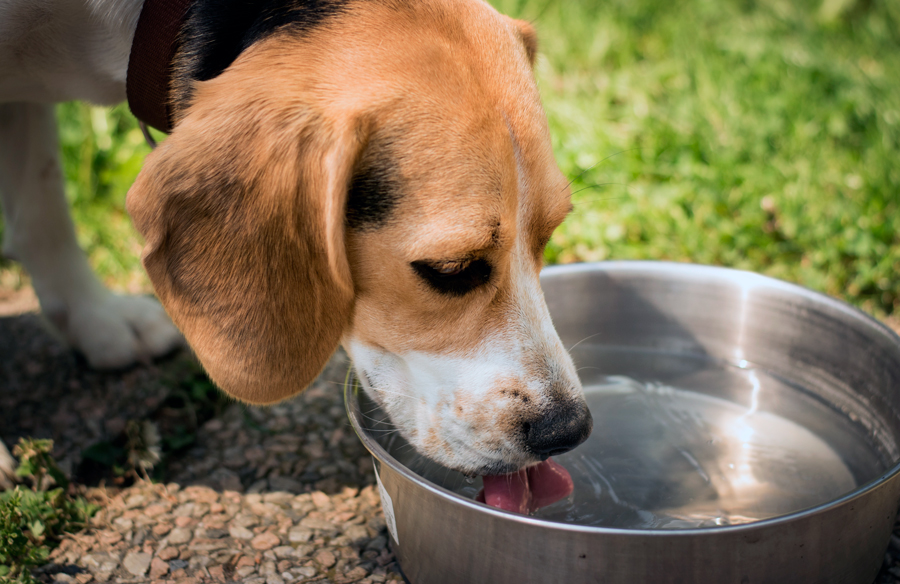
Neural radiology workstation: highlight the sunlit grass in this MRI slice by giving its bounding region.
[498,0,900,316]
[0,0,898,316]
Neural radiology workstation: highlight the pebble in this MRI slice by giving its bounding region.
[229,524,255,539]
[273,546,297,559]
[149,557,169,579]
[251,532,282,551]
[157,547,180,561]
[122,552,152,576]
[314,549,337,568]
[288,527,313,543]
[167,527,193,544]
[237,566,258,578]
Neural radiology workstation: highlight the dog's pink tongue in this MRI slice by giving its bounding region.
[478,458,573,514]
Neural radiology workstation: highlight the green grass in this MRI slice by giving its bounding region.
[504,0,900,316]
[0,0,898,316]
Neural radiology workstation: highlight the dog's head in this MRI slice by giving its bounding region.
[127,0,591,476]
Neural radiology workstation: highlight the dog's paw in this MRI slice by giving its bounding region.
[51,293,185,369]
[0,440,16,490]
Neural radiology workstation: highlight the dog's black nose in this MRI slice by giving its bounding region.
[522,399,593,458]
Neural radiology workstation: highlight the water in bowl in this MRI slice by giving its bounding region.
[366,347,890,529]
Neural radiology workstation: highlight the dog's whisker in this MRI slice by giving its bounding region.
[559,147,640,194]
[575,366,603,374]
[371,389,419,401]
[570,182,626,197]
[568,332,603,352]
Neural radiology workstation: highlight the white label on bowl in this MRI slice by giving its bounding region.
[374,458,399,544]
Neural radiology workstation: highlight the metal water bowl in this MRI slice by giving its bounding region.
[346,262,900,584]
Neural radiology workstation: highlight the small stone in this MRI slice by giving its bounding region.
[267,575,285,584]
[311,491,331,509]
[273,546,296,559]
[173,503,195,517]
[314,549,336,568]
[293,544,313,559]
[144,504,168,517]
[114,517,134,531]
[268,476,303,493]
[203,418,224,432]
[184,485,219,504]
[300,517,336,531]
[247,479,268,494]
[229,525,255,540]
[344,567,369,581]
[344,525,369,543]
[157,547,180,561]
[262,492,295,506]
[207,565,226,581]
[236,566,258,578]
[205,528,229,539]
[123,552,152,576]
[169,559,189,571]
[167,527,193,544]
[96,530,122,546]
[149,557,169,579]
[152,523,173,536]
[75,573,93,584]
[236,555,258,568]
[293,566,317,578]
[81,552,119,575]
[261,561,277,576]
[366,536,387,552]
[174,516,195,528]
[251,532,281,551]
[53,574,76,584]
[288,527,313,543]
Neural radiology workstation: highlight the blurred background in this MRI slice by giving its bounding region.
[1,0,898,319]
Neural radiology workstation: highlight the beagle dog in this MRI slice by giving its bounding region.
[0,0,591,486]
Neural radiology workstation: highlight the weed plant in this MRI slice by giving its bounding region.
[0,440,97,584]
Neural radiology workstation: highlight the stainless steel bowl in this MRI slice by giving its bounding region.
[345,261,900,584]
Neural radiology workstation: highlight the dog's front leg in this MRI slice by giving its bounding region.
[0,103,183,369]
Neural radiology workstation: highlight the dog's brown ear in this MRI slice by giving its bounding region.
[127,80,360,405]
[512,19,538,66]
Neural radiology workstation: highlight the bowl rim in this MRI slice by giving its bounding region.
[344,260,900,536]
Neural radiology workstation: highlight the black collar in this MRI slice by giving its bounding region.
[126,0,193,133]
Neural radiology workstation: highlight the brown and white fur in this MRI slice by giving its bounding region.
[0,0,591,486]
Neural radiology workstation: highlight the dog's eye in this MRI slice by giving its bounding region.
[411,258,492,296]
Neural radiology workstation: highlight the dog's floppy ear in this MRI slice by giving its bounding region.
[511,19,538,67]
[127,83,361,404]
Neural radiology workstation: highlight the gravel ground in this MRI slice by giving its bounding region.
[4,292,900,584]
[1,294,402,584]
